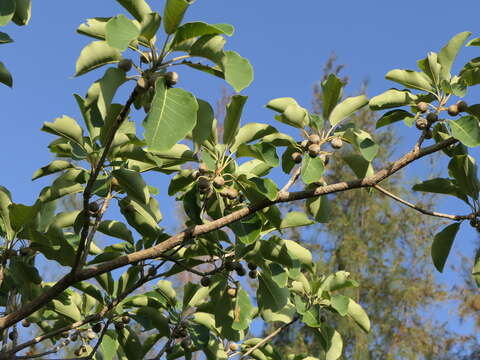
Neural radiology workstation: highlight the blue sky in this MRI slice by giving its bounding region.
[1,0,480,345]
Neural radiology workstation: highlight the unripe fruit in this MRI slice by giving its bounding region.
[226,188,238,200]
[426,112,438,124]
[447,104,459,116]
[330,137,343,149]
[219,189,229,198]
[92,323,102,333]
[424,129,433,139]
[247,262,257,270]
[225,261,236,271]
[213,176,225,188]
[198,163,209,174]
[148,267,157,276]
[235,265,246,277]
[192,170,200,180]
[229,343,239,351]
[308,144,320,157]
[457,100,468,113]
[417,102,429,113]
[115,322,125,331]
[300,140,309,150]
[179,328,188,338]
[88,202,99,213]
[415,118,428,130]
[200,276,211,287]
[70,334,78,342]
[121,315,130,324]
[248,270,258,279]
[165,72,179,87]
[180,337,192,350]
[61,331,70,338]
[308,134,321,145]
[291,152,302,164]
[19,247,34,256]
[22,319,30,328]
[87,330,96,340]
[117,59,133,72]
[197,177,211,192]
[124,204,135,213]
[227,287,237,297]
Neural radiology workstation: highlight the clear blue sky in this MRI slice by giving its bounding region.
[1,0,480,343]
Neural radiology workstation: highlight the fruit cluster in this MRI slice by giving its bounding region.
[292,133,343,166]
[415,100,469,138]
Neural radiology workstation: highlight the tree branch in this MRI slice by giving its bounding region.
[0,137,458,331]
[373,184,472,221]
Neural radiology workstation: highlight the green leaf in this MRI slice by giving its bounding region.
[232,288,255,330]
[412,178,468,203]
[116,0,152,22]
[257,272,289,312]
[306,194,331,223]
[9,203,37,232]
[448,155,479,200]
[118,327,143,360]
[75,41,122,77]
[322,74,343,120]
[320,327,343,360]
[237,142,279,167]
[330,295,349,316]
[329,95,368,127]
[347,298,370,333]
[320,271,358,292]
[0,0,15,26]
[222,51,254,92]
[342,154,374,178]
[280,212,314,229]
[438,31,471,81]
[467,38,480,47]
[144,79,198,151]
[0,61,12,88]
[135,307,170,335]
[0,31,13,43]
[99,331,118,360]
[119,197,161,238]
[140,12,161,41]
[278,104,308,128]
[105,14,141,51]
[41,116,84,147]
[98,220,134,243]
[472,252,480,288]
[431,222,461,272]
[385,69,434,93]
[345,129,379,161]
[191,98,214,148]
[223,95,248,146]
[266,97,298,113]
[229,213,262,244]
[32,160,74,180]
[301,156,325,184]
[449,116,480,147]
[284,240,313,267]
[112,168,150,204]
[163,0,191,34]
[376,109,414,129]
[172,22,234,47]
[369,89,417,110]
[231,123,277,152]
[189,34,225,65]
[417,52,441,85]
[12,0,31,26]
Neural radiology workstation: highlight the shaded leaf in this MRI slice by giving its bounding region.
[431,222,461,272]
[0,61,12,88]
[301,156,325,184]
[223,95,248,147]
[376,109,414,129]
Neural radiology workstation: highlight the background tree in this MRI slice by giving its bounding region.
[269,58,461,359]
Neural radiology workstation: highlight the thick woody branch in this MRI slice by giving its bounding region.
[373,184,473,221]
[0,137,458,331]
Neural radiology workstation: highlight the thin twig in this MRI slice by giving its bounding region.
[230,316,299,358]
[373,184,472,221]
[85,319,111,360]
[280,167,302,193]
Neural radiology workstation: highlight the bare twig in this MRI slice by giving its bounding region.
[0,137,458,332]
[280,167,302,193]
[229,316,299,358]
[373,184,473,221]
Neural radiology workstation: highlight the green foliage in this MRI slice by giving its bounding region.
[1,3,480,360]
